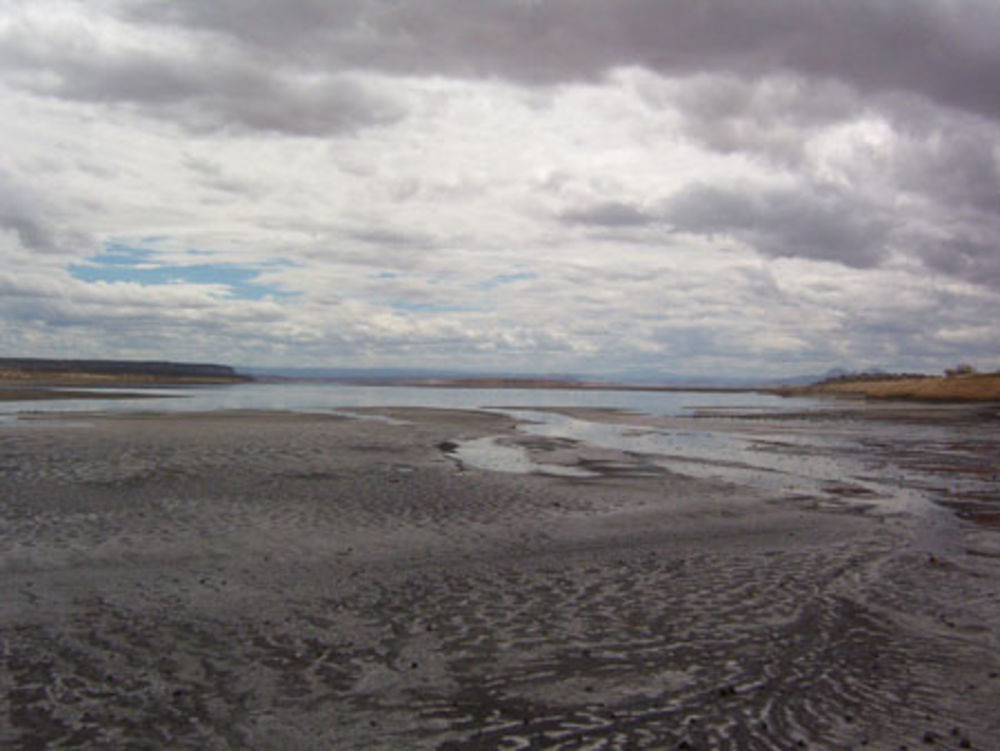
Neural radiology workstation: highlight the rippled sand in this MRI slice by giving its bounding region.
[1,408,998,750]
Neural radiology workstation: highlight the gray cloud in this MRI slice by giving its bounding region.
[0,208,57,256]
[914,232,1000,289]
[129,0,1000,121]
[349,228,438,249]
[670,73,861,165]
[892,124,1000,216]
[659,77,1000,287]
[839,291,1000,366]
[559,201,656,228]
[663,184,893,268]
[878,112,1000,287]
[0,170,92,257]
[0,15,403,135]
[0,172,59,254]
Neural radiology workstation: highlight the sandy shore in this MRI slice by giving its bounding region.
[2,408,998,749]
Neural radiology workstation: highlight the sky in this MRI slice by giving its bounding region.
[1,0,999,378]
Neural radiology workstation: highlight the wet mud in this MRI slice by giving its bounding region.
[1,407,998,749]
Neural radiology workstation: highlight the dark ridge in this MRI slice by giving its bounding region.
[0,357,243,380]
[814,371,931,386]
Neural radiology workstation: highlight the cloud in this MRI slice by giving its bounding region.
[913,232,1000,289]
[891,118,1000,215]
[663,183,893,268]
[128,0,1000,119]
[0,4,404,135]
[559,201,657,228]
[669,73,862,165]
[3,0,1000,375]
[0,169,93,258]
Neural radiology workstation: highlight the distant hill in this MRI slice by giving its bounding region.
[776,372,1000,402]
[0,357,248,384]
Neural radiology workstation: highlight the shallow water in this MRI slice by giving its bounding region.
[5,381,997,543]
[450,435,599,478]
[0,381,808,418]
[446,404,1000,557]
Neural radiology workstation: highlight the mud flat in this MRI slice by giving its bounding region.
[1,408,998,750]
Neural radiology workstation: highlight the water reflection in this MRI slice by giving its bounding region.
[0,382,805,419]
[453,405,997,550]
[5,382,996,544]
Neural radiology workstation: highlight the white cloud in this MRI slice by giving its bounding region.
[1,0,999,376]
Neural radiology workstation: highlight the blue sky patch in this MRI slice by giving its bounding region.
[70,244,296,300]
[88,244,158,266]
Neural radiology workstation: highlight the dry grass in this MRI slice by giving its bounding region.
[784,373,1000,402]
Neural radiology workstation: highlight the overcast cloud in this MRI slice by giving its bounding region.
[1,0,998,376]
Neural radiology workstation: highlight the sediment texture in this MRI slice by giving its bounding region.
[1,410,998,750]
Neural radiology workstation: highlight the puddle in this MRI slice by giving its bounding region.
[327,410,411,425]
[477,407,1000,534]
[447,436,598,478]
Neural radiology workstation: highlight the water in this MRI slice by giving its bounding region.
[491,408,928,512]
[0,381,804,418]
[450,435,600,478]
[3,382,997,544]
